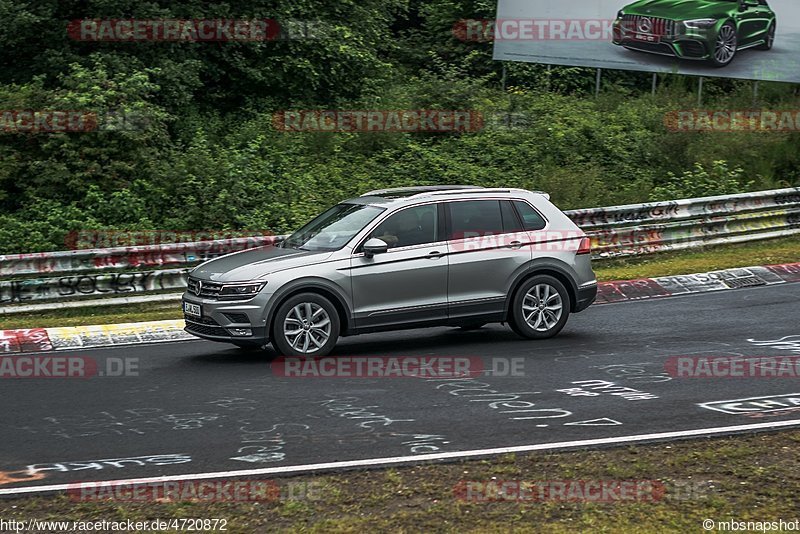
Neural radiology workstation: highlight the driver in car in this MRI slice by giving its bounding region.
[372,210,424,249]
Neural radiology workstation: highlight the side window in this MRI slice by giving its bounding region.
[368,204,437,249]
[513,200,547,231]
[448,200,504,239]
[500,200,523,233]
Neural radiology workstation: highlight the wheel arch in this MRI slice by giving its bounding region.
[265,280,352,339]
[504,261,580,319]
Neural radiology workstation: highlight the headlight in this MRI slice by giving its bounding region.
[683,18,717,29]
[219,282,267,298]
[617,10,624,19]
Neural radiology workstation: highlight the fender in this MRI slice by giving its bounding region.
[503,258,581,319]
[262,277,354,339]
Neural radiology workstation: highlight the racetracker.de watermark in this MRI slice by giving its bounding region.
[455,479,715,502]
[67,19,326,41]
[454,479,666,502]
[448,231,591,253]
[273,110,484,133]
[453,19,616,42]
[0,356,138,378]
[67,479,322,502]
[666,356,800,378]
[0,110,148,133]
[64,230,275,250]
[272,356,483,378]
[664,110,800,132]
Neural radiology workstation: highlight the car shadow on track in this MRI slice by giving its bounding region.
[188,325,593,365]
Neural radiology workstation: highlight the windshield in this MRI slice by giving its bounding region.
[282,203,385,252]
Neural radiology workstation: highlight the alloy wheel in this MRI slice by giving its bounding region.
[283,302,332,354]
[714,24,737,64]
[522,283,564,332]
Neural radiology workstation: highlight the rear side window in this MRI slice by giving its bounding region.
[513,201,547,231]
[448,200,504,238]
[500,200,523,233]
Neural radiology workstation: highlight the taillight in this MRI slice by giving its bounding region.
[577,237,591,255]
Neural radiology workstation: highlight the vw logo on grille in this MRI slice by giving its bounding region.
[193,280,203,296]
[638,17,652,34]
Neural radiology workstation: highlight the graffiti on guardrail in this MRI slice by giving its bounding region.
[566,202,680,227]
[587,208,800,255]
[565,187,800,229]
[0,269,189,304]
[0,236,277,277]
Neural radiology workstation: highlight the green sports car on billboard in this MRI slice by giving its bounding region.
[613,0,777,67]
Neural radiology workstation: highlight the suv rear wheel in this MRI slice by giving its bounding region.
[272,293,340,357]
[510,275,571,339]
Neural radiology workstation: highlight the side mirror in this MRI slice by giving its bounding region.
[363,238,389,258]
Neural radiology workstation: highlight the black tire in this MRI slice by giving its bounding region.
[271,292,340,357]
[710,22,737,67]
[758,22,775,50]
[509,275,571,340]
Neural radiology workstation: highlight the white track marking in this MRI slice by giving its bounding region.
[3,419,800,496]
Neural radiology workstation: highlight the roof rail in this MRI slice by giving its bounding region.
[425,188,552,201]
[360,186,551,201]
[427,188,510,196]
[361,185,482,197]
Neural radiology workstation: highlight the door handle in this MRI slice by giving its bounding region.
[427,250,443,259]
[506,241,523,249]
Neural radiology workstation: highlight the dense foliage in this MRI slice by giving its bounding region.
[1,0,798,253]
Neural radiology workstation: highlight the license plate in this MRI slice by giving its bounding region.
[633,33,659,43]
[183,301,201,318]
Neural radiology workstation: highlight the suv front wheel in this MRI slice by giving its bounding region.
[272,293,340,357]
[510,275,571,339]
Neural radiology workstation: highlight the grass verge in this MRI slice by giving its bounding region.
[0,301,181,330]
[1,235,798,330]
[3,429,799,533]
[593,234,800,282]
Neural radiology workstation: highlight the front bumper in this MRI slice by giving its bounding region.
[182,291,270,346]
[612,19,712,61]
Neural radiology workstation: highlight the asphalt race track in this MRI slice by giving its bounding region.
[2,283,799,495]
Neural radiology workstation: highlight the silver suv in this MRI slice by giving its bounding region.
[182,186,597,357]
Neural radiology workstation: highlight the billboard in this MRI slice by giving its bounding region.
[490,0,800,83]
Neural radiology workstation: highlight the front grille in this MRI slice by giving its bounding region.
[187,277,223,299]
[184,314,220,326]
[621,15,675,37]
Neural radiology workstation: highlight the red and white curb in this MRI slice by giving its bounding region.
[0,320,192,354]
[1,263,798,354]
[595,262,799,304]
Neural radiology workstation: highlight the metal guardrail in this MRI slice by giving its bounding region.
[566,187,800,257]
[1,188,798,313]
[0,235,277,277]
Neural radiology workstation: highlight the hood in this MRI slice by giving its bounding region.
[190,245,334,282]
[623,0,737,20]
